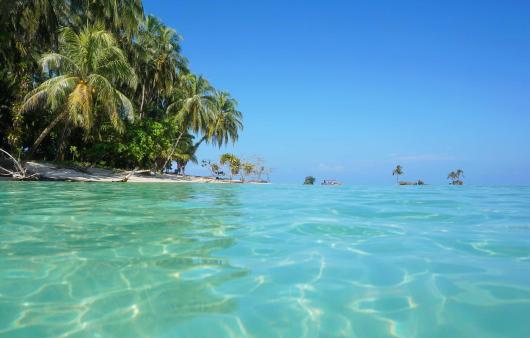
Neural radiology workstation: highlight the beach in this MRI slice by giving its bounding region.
[16,162,261,184]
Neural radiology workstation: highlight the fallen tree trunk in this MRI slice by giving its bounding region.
[120,167,139,182]
[0,148,38,180]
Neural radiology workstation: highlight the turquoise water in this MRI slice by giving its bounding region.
[1,183,530,337]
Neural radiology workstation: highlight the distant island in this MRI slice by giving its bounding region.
[391,165,464,186]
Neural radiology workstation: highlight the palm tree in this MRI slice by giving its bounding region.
[177,90,243,175]
[173,145,197,176]
[220,153,240,181]
[455,169,464,180]
[447,171,456,183]
[134,15,187,116]
[71,0,144,39]
[21,25,137,156]
[205,91,243,147]
[161,73,214,171]
[229,157,241,181]
[448,169,464,185]
[392,165,403,184]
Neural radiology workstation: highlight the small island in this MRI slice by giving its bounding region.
[0,10,264,183]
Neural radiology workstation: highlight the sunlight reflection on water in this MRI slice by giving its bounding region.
[1,183,530,337]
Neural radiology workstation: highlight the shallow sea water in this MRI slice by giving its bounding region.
[1,182,530,337]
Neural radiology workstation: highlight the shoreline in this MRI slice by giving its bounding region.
[1,162,268,184]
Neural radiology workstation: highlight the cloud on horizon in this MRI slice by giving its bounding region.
[316,163,345,172]
[390,154,456,162]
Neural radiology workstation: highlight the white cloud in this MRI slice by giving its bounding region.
[391,154,455,162]
[317,163,345,172]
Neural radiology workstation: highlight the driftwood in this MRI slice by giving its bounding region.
[120,167,139,182]
[0,148,38,180]
[22,162,144,182]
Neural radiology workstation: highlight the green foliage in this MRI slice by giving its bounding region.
[304,176,316,185]
[69,146,78,161]
[219,153,241,180]
[207,92,243,147]
[218,155,270,182]
[84,118,178,170]
[392,165,403,184]
[0,1,244,171]
[201,160,224,178]
[448,169,464,185]
[21,25,137,155]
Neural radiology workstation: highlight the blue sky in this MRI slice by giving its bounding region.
[144,0,530,184]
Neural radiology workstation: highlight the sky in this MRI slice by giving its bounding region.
[144,0,530,185]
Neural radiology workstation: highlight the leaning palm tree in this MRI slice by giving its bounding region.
[220,153,240,181]
[22,25,137,156]
[392,165,403,184]
[161,73,214,171]
[177,91,243,175]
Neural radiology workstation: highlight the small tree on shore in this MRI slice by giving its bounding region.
[252,157,266,181]
[201,160,224,178]
[392,165,403,184]
[220,153,240,181]
[241,162,255,182]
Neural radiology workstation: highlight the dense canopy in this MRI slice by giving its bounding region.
[0,0,243,173]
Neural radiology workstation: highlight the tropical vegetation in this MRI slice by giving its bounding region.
[200,154,266,182]
[0,0,244,173]
[392,165,404,184]
[304,176,316,185]
[448,169,464,185]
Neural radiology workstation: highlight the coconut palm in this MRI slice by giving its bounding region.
[71,0,144,39]
[220,153,240,181]
[229,157,241,181]
[134,15,187,116]
[220,153,235,168]
[448,169,464,185]
[161,73,214,171]
[392,165,403,184]
[21,25,137,156]
[205,91,243,147]
[177,90,243,175]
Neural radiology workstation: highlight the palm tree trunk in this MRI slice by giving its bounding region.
[139,84,145,117]
[28,110,69,158]
[54,121,71,162]
[161,131,185,172]
[193,135,208,149]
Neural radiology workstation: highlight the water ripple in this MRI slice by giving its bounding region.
[1,183,530,337]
